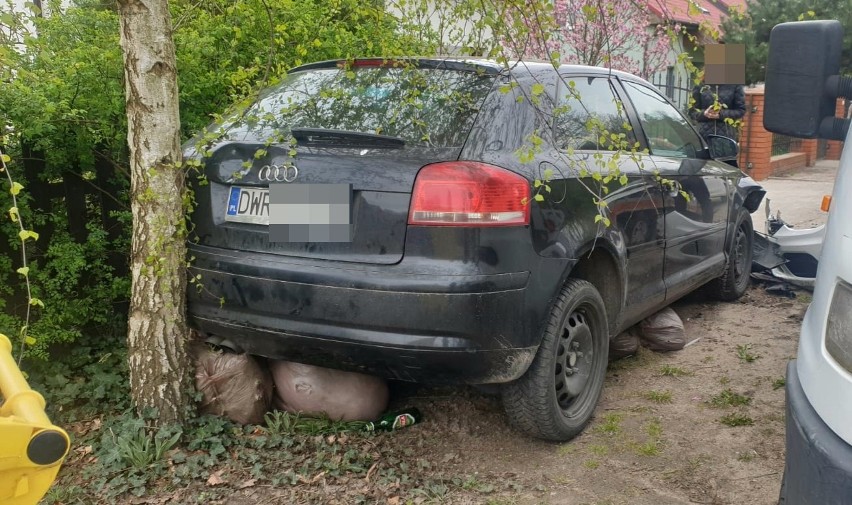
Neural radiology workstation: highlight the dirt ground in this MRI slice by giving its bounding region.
[213,284,805,505]
[377,285,806,505]
[49,164,836,505]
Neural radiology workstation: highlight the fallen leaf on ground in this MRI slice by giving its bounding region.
[238,479,257,489]
[206,470,225,486]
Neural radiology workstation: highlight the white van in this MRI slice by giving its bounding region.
[764,20,852,503]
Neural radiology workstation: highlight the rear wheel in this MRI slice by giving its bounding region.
[710,210,753,301]
[501,279,608,441]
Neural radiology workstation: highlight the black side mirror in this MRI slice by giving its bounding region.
[764,20,847,140]
[706,135,739,160]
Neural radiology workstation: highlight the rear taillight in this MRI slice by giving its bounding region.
[408,161,530,226]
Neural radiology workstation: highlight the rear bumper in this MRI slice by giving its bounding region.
[187,244,542,384]
[781,360,852,504]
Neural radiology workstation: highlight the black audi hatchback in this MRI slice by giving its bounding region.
[186,58,764,441]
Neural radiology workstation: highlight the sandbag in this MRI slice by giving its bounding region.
[638,307,686,352]
[191,343,272,425]
[270,360,389,422]
[609,329,640,359]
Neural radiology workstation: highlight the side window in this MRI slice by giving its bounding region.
[622,81,704,158]
[554,76,634,151]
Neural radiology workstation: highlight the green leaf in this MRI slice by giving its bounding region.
[594,214,602,223]
[16,266,29,276]
[534,179,542,188]
[29,298,44,308]
[534,194,544,202]
[25,336,36,346]
[543,168,554,180]
[531,83,545,96]
[10,182,23,196]
[619,175,628,185]
[1,154,10,163]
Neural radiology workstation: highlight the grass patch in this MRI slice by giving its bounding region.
[659,365,693,377]
[557,444,576,456]
[609,347,657,372]
[594,413,623,435]
[460,475,496,494]
[719,413,755,427]
[737,450,757,462]
[584,460,600,469]
[736,344,759,363]
[772,377,786,390]
[589,444,609,456]
[630,418,663,456]
[641,390,673,404]
[709,389,752,408]
[634,441,661,456]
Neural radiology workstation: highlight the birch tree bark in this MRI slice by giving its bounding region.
[118,0,192,423]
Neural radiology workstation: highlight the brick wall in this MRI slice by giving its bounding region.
[738,88,773,180]
[825,98,846,160]
[737,86,836,180]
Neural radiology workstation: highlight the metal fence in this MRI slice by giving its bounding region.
[771,134,803,156]
[649,69,693,115]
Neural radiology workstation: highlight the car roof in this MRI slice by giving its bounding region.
[289,57,656,88]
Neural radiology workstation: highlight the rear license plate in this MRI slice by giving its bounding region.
[225,187,269,225]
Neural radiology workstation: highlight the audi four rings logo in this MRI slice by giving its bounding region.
[258,164,299,183]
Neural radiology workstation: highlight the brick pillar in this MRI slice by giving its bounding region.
[797,139,818,166]
[738,87,773,181]
[825,98,846,160]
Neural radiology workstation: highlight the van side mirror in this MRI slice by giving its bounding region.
[706,135,738,161]
[764,20,848,140]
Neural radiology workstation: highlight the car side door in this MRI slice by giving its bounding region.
[549,74,667,328]
[618,79,731,301]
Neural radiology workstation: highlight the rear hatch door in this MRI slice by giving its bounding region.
[188,60,498,264]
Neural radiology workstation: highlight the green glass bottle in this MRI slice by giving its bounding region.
[365,407,422,432]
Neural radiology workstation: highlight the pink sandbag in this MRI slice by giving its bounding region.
[270,360,389,422]
[638,307,686,352]
[191,343,273,425]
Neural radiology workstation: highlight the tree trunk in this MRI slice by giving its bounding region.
[118,0,192,424]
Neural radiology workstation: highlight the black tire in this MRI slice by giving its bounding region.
[501,278,609,441]
[709,210,753,301]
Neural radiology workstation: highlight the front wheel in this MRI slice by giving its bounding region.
[501,279,609,441]
[709,210,753,301]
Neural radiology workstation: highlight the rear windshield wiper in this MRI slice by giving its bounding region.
[290,127,406,148]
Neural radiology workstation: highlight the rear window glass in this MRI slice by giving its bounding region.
[212,65,496,147]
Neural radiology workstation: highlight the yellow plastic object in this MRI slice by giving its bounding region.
[0,333,70,505]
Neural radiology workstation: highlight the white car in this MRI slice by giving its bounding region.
[764,20,852,504]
